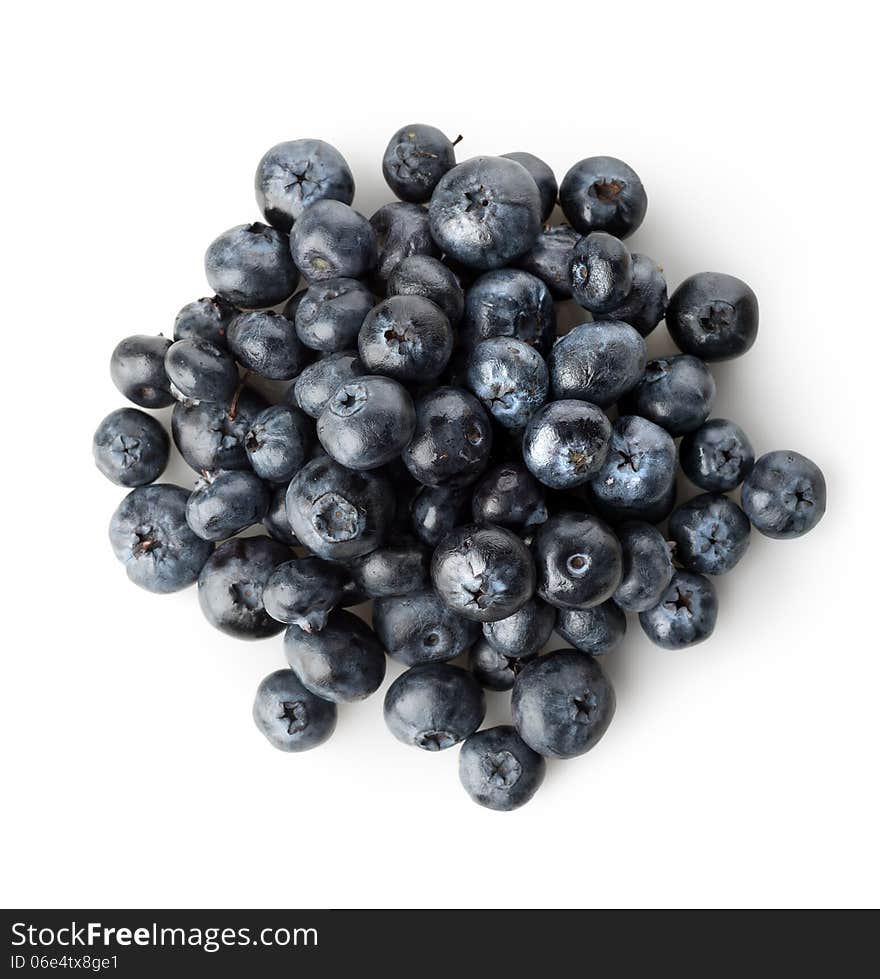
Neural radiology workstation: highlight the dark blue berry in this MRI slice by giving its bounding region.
[358,295,452,382]
[667,272,759,361]
[522,400,612,490]
[639,570,718,649]
[386,255,464,325]
[110,335,173,409]
[384,663,485,751]
[403,387,492,488]
[556,601,626,655]
[109,484,213,594]
[317,375,416,470]
[559,156,647,238]
[741,451,826,539]
[290,200,377,282]
[245,404,313,483]
[93,408,169,487]
[512,649,616,758]
[569,231,633,314]
[227,310,305,380]
[428,156,542,269]
[465,337,548,428]
[533,513,622,610]
[669,493,751,574]
[255,139,354,233]
[290,350,365,418]
[285,456,393,560]
[253,669,336,752]
[197,536,289,639]
[612,521,674,612]
[263,557,346,631]
[294,278,374,353]
[431,523,536,622]
[165,337,240,403]
[679,418,755,492]
[284,609,386,703]
[460,268,555,354]
[621,356,716,437]
[383,124,457,203]
[548,321,646,407]
[373,588,480,665]
[205,222,299,309]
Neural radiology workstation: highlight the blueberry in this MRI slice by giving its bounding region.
[171,386,267,472]
[639,570,718,649]
[197,536,289,639]
[226,310,306,380]
[512,649,616,758]
[317,376,416,470]
[293,278,374,353]
[741,450,826,539]
[290,350,366,419]
[460,269,556,355]
[284,609,386,703]
[245,404,314,483]
[373,588,480,665]
[164,337,240,404]
[621,356,716,436]
[263,557,346,630]
[431,523,536,622]
[667,272,759,361]
[174,296,237,347]
[205,223,299,309]
[110,335,173,408]
[383,663,485,751]
[516,224,580,299]
[358,295,453,382]
[93,408,169,487]
[594,253,667,338]
[255,139,354,233]
[533,513,623,609]
[459,726,546,811]
[290,200,377,282]
[386,255,464,325]
[471,463,548,530]
[428,156,542,269]
[669,493,751,575]
[569,231,633,314]
[522,400,612,490]
[589,415,677,520]
[263,484,299,545]
[548,321,647,407]
[501,152,558,222]
[253,669,337,752]
[185,469,269,542]
[468,640,536,692]
[556,601,626,655]
[349,543,430,598]
[559,156,647,238]
[482,597,556,658]
[109,484,213,593]
[369,202,439,282]
[679,418,755,493]
[403,387,492,487]
[285,456,393,560]
[466,337,548,429]
[383,124,458,203]
[612,521,674,612]
[410,484,471,546]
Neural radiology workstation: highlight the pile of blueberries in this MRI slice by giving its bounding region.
[94,126,827,811]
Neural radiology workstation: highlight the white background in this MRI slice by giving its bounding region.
[3,1,878,910]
